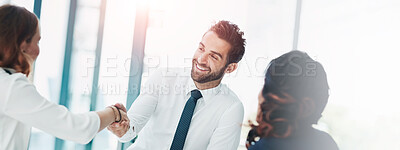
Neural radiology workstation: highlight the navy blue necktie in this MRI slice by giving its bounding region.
[170,89,202,150]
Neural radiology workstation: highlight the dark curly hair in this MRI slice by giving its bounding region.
[0,4,38,75]
[246,50,330,148]
[208,20,246,64]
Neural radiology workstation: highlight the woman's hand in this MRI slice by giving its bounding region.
[107,103,130,138]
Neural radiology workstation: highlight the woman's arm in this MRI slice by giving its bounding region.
[2,74,127,144]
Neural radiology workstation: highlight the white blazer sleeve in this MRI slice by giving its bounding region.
[3,74,100,144]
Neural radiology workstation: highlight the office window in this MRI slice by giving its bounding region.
[27,0,138,149]
[61,0,102,149]
[28,0,70,149]
[6,0,34,10]
[91,0,137,149]
[298,0,400,149]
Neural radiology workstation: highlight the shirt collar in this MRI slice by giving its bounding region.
[0,67,17,74]
[185,78,222,104]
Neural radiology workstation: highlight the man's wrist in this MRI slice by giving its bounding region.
[119,125,136,142]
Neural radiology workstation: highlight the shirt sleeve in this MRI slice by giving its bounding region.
[206,101,245,150]
[118,69,163,142]
[119,125,136,142]
[3,74,100,144]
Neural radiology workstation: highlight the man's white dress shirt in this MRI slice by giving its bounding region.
[0,68,100,150]
[120,68,244,150]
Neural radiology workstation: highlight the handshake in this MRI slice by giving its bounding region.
[106,103,131,138]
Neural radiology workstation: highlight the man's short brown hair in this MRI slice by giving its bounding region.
[208,20,246,64]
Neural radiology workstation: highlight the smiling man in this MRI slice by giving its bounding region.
[108,20,246,150]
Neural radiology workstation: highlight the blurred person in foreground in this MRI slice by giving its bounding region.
[246,50,339,150]
[0,4,129,149]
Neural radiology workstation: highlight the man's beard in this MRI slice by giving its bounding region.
[191,60,227,83]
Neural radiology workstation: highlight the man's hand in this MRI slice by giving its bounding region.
[107,103,130,138]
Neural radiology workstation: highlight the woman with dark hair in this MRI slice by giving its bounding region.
[246,50,339,150]
[0,4,129,149]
